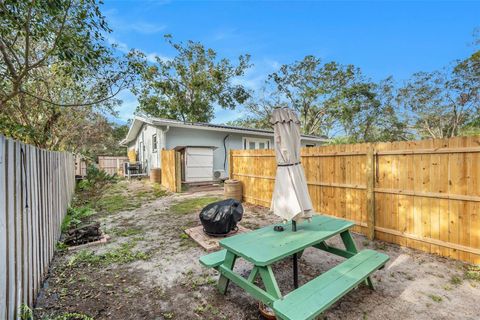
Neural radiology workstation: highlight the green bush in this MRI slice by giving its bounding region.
[61,206,95,232]
[77,164,115,192]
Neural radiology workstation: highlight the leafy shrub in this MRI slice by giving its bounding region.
[77,164,115,192]
[61,206,95,232]
[19,304,33,320]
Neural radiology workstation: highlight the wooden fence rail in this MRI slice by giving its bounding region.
[0,135,76,319]
[230,136,480,264]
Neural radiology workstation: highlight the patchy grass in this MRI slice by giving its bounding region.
[450,275,463,286]
[169,197,221,215]
[112,227,144,237]
[464,265,480,282]
[51,313,94,320]
[68,243,150,267]
[96,193,142,214]
[428,294,443,303]
[94,181,167,214]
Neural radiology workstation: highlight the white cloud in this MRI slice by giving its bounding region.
[129,22,167,35]
[105,9,167,35]
[145,52,172,63]
[106,35,129,53]
[106,35,172,62]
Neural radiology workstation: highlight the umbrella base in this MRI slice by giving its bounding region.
[259,302,276,319]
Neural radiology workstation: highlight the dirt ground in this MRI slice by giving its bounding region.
[34,179,480,320]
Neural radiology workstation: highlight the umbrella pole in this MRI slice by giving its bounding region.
[292,220,299,288]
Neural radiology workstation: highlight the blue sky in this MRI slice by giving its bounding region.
[103,0,480,124]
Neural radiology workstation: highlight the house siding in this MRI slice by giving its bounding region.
[128,123,163,173]
[127,122,323,176]
[165,126,269,174]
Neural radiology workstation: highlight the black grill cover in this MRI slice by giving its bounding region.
[199,199,243,235]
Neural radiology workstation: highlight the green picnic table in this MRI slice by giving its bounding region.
[200,215,389,320]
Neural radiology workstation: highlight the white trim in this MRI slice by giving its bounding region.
[243,137,271,150]
[121,115,329,145]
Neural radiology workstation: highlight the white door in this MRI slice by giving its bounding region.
[185,147,214,182]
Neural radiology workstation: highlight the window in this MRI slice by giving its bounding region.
[243,137,271,150]
[152,134,157,152]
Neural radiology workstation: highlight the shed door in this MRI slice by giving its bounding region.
[185,147,214,182]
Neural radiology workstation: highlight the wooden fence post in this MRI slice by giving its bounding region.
[174,151,182,193]
[228,150,233,180]
[366,144,375,240]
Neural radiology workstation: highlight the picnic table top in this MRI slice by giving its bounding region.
[220,215,354,266]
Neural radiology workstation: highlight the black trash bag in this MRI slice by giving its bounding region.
[199,199,243,236]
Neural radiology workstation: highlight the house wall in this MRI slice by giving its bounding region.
[164,126,322,176]
[165,126,257,174]
[126,122,323,177]
[127,123,164,173]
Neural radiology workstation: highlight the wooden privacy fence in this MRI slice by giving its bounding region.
[230,136,480,264]
[161,150,181,192]
[98,155,129,176]
[0,135,76,319]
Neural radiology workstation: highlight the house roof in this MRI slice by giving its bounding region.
[120,115,329,145]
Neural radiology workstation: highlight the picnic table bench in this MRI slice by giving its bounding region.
[200,215,389,320]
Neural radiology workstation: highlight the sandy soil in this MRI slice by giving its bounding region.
[34,180,480,320]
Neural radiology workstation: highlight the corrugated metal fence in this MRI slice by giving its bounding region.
[231,136,480,264]
[0,135,76,319]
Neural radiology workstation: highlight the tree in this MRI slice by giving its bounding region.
[332,77,410,142]
[132,35,251,123]
[0,0,134,154]
[268,56,371,136]
[0,0,131,109]
[397,66,479,139]
[238,56,406,142]
[226,86,286,129]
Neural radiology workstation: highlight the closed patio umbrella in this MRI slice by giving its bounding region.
[270,107,313,288]
[270,107,313,223]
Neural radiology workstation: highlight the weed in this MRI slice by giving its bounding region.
[61,206,95,232]
[152,183,167,197]
[114,227,144,237]
[374,242,387,251]
[428,294,443,303]
[52,313,94,320]
[362,240,370,247]
[193,304,220,316]
[19,304,33,320]
[442,284,452,291]
[169,197,221,215]
[464,265,480,282]
[56,241,69,251]
[179,233,189,240]
[450,275,463,286]
[162,312,174,319]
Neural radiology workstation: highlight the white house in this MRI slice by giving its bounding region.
[120,115,328,183]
